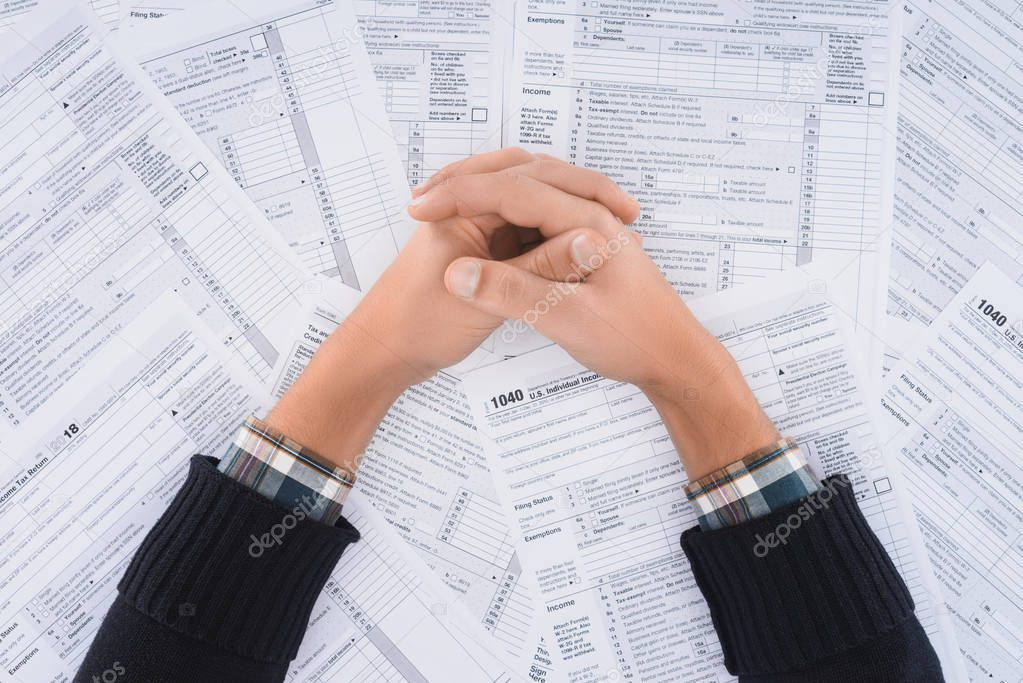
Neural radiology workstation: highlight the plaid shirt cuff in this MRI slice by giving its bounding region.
[684,438,819,530]
[217,416,355,526]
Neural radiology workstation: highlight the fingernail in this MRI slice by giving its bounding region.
[449,260,480,299]
[410,183,428,198]
[571,234,599,271]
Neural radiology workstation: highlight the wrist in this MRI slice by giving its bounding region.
[642,349,779,481]
[265,320,411,472]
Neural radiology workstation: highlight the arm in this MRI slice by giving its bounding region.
[657,381,941,682]
[74,149,637,683]
[424,154,945,682]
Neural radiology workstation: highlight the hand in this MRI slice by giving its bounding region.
[434,164,778,478]
[353,147,640,385]
[266,148,639,469]
[422,153,722,390]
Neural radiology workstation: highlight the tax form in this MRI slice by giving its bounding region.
[119,0,503,186]
[267,300,556,682]
[118,0,415,292]
[502,0,901,374]
[289,490,515,682]
[887,0,1023,351]
[0,1,34,30]
[1,1,119,31]
[0,0,314,431]
[0,301,267,679]
[0,300,516,681]
[89,0,119,29]
[350,0,503,185]
[461,276,966,681]
[880,262,1023,681]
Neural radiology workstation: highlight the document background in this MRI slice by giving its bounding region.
[463,276,965,681]
[881,263,1023,681]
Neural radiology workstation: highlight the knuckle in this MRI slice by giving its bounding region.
[437,178,475,214]
[534,245,560,280]
[453,192,481,216]
[495,171,528,214]
[498,166,524,186]
[533,158,562,176]
[436,176,473,211]
[505,146,533,163]
[494,269,526,302]
[583,199,613,222]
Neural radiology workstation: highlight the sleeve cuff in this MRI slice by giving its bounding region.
[681,474,918,677]
[218,416,355,525]
[685,437,819,530]
[118,455,359,664]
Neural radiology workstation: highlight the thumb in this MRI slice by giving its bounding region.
[445,256,580,324]
[505,228,607,282]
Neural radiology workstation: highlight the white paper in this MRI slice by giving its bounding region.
[289,490,515,682]
[344,0,504,185]
[0,1,35,30]
[120,0,504,187]
[266,300,557,682]
[880,262,1022,681]
[117,0,416,292]
[887,1,1023,354]
[0,298,270,679]
[0,297,515,682]
[88,0,118,28]
[1,0,120,31]
[461,274,965,681]
[0,0,321,433]
[500,0,902,379]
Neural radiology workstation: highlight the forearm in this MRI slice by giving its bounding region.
[265,317,414,474]
[650,331,942,681]
[77,323,406,683]
[681,475,943,682]
[638,312,779,480]
[74,457,359,683]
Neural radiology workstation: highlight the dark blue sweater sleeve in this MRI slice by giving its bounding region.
[74,456,359,683]
[77,464,943,682]
[681,474,945,682]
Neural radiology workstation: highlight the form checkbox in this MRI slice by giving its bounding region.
[189,162,208,181]
[868,91,885,106]
[250,33,268,51]
[873,477,892,494]
[471,107,488,122]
